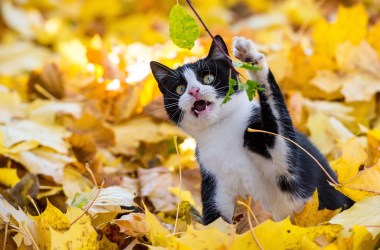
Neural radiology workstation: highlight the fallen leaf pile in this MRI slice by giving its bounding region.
[0,0,380,249]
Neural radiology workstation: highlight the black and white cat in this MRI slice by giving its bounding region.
[150,36,353,224]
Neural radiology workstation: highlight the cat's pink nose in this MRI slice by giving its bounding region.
[188,87,200,98]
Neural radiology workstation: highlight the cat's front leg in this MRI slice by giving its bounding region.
[232,37,299,193]
[232,37,269,84]
[232,37,296,152]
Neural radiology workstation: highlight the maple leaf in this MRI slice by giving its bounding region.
[144,204,177,247]
[115,213,149,237]
[294,190,340,227]
[313,4,368,58]
[50,207,98,249]
[31,200,70,230]
[329,196,380,238]
[0,168,20,187]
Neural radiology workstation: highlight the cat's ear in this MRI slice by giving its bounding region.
[150,61,177,94]
[207,35,229,60]
[150,61,174,82]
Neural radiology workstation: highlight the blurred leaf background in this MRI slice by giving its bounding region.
[1,0,380,249]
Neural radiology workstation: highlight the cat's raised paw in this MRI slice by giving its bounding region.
[232,37,264,65]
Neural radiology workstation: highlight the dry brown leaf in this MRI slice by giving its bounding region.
[115,213,149,237]
[341,73,380,103]
[70,113,115,147]
[0,42,52,75]
[28,63,65,100]
[111,117,186,156]
[138,167,177,212]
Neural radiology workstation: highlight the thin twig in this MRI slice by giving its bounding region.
[247,128,339,186]
[19,222,40,250]
[236,200,259,226]
[245,197,263,250]
[70,178,106,227]
[185,0,238,75]
[2,215,10,250]
[85,163,98,187]
[34,84,58,101]
[27,195,41,216]
[172,136,182,234]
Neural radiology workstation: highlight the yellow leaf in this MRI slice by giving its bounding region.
[0,120,70,154]
[0,41,52,75]
[230,231,260,250]
[367,21,380,58]
[254,218,341,249]
[177,225,230,250]
[331,138,367,183]
[313,4,368,58]
[31,200,70,230]
[336,161,380,201]
[352,225,380,250]
[334,186,374,203]
[79,0,123,21]
[57,39,88,73]
[144,204,177,248]
[50,207,98,250]
[281,0,322,26]
[330,196,380,237]
[7,147,73,184]
[0,168,20,187]
[169,187,196,207]
[341,73,380,103]
[0,86,24,124]
[111,116,186,156]
[367,129,380,165]
[294,190,339,227]
[336,41,380,76]
[306,113,354,157]
[310,70,343,95]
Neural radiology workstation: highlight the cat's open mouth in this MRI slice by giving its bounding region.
[191,100,213,117]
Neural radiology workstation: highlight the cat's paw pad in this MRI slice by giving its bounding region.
[232,37,265,65]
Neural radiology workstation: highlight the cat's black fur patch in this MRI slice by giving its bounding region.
[196,149,220,224]
[276,175,297,193]
[294,131,354,209]
[243,106,274,159]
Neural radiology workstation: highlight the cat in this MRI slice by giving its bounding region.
[150,35,353,224]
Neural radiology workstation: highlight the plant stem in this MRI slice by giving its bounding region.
[185,0,238,75]
[247,128,339,186]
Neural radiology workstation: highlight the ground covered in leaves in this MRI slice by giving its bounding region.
[0,0,380,249]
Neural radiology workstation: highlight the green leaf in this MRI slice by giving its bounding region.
[232,61,260,71]
[241,80,263,101]
[222,78,237,104]
[169,4,200,50]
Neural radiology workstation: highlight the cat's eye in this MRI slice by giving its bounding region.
[175,84,186,95]
[203,74,215,85]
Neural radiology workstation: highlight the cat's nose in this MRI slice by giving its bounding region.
[188,87,200,98]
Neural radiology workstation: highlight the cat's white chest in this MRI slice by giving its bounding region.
[192,95,304,221]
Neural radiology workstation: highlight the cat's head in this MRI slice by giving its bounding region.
[150,35,238,132]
